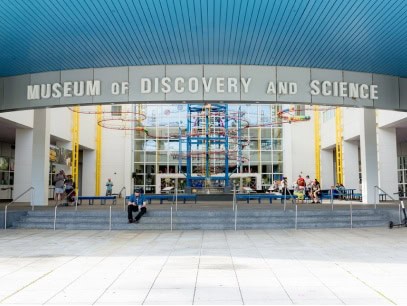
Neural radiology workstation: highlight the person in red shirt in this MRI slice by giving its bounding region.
[296,175,306,190]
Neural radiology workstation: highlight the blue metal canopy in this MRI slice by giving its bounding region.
[1,0,406,77]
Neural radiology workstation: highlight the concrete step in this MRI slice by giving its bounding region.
[10,207,397,230]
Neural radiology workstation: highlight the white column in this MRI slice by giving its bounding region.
[378,127,398,199]
[282,124,293,183]
[82,149,96,196]
[343,140,359,191]
[123,132,133,196]
[30,109,50,206]
[320,149,334,189]
[13,129,33,202]
[360,109,379,204]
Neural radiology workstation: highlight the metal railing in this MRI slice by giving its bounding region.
[118,186,126,211]
[374,186,397,209]
[232,184,237,211]
[330,187,352,211]
[4,187,35,229]
[109,199,114,231]
[54,189,75,231]
[283,188,296,211]
[234,195,238,231]
[170,205,173,231]
[374,185,401,223]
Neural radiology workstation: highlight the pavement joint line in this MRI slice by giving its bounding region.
[336,262,397,305]
[192,231,204,305]
[291,234,346,305]
[0,233,118,304]
[0,255,77,304]
[91,230,171,305]
[141,231,184,305]
[224,231,245,305]
[42,230,144,304]
[246,230,294,304]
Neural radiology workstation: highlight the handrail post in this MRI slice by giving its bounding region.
[399,202,402,225]
[295,203,298,230]
[350,201,353,229]
[4,186,35,230]
[233,184,236,211]
[330,187,333,205]
[54,205,57,231]
[122,187,126,212]
[170,206,173,231]
[31,188,35,211]
[175,179,178,212]
[234,200,237,231]
[109,206,112,231]
[374,186,377,209]
[283,188,287,211]
[4,206,7,229]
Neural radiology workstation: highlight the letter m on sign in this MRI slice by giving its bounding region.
[27,85,40,100]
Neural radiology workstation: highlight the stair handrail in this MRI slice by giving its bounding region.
[330,187,350,210]
[118,186,126,212]
[283,187,296,211]
[374,185,397,209]
[374,185,396,201]
[54,189,75,231]
[118,186,126,198]
[108,192,120,231]
[4,186,35,229]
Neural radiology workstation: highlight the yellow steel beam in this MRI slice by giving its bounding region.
[95,105,102,196]
[71,106,80,195]
[313,106,321,180]
[335,107,344,185]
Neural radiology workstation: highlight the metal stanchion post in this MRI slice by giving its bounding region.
[233,184,236,211]
[31,188,35,211]
[399,201,402,224]
[170,206,173,231]
[109,206,112,231]
[295,204,298,230]
[175,179,178,212]
[4,207,7,229]
[374,186,377,209]
[350,201,353,229]
[234,201,237,231]
[284,188,287,211]
[330,187,333,204]
[54,205,57,231]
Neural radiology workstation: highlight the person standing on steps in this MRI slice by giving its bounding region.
[53,169,66,203]
[127,188,147,223]
[105,178,113,196]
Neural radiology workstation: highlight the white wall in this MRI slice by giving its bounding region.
[291,120,314,181]
[320,115,335,149]
[13,129,33,202]
[82,149,95,196]
[49,108,71,141]
[343,140,360,191]
[377,110,407,128]
[0,110,34,128]
[343,108,361,141]
[320,149,334,189]
[378,127,398,198]
[98,104,132,195]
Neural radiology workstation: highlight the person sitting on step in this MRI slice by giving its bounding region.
[127,188,147,223]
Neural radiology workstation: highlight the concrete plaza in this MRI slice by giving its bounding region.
[0,228,406,305]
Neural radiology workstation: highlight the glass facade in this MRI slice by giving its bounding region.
[398,156,407,197]
[133,104,284,193]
